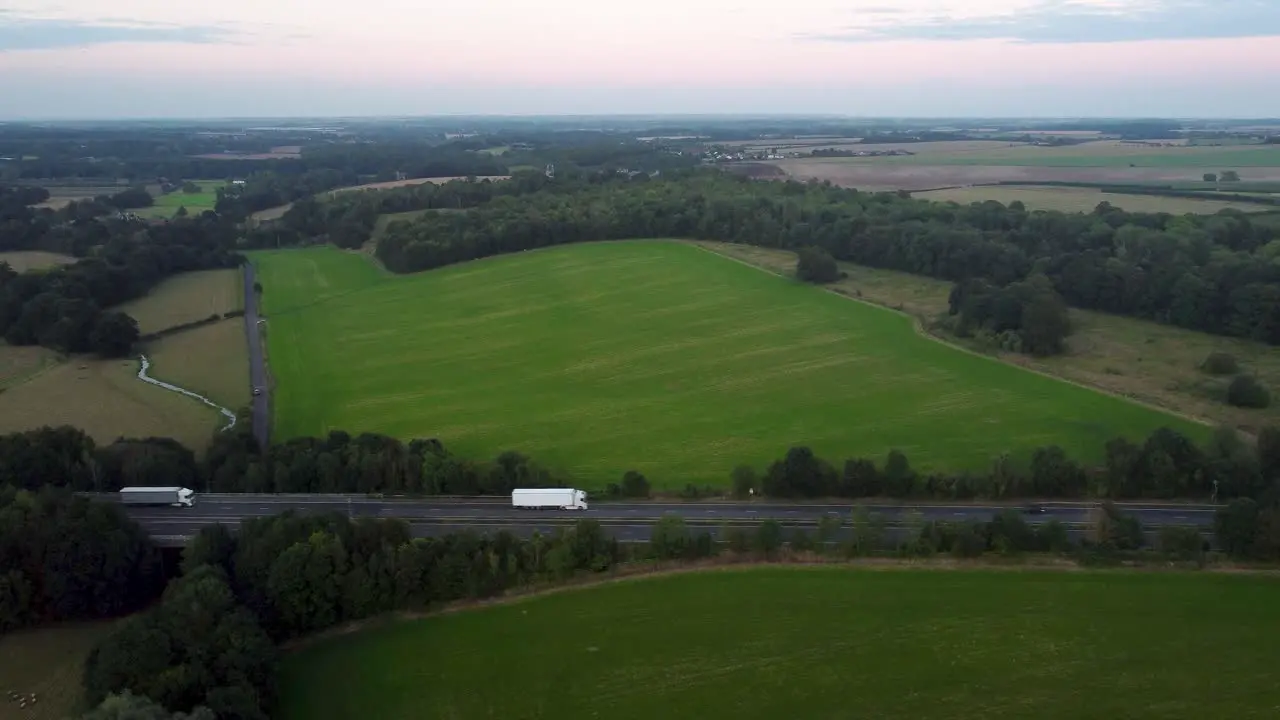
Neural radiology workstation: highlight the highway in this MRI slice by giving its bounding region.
[242,264,269,449]
[96,494,1221,545]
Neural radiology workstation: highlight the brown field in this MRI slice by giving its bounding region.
[693,241,1280,431]
[0,345,59,389]
[116,269,243,335]
[0,620,119,720]
[0,250,76,272]
[0,357,223,451]
[144,318,251,411]
[325,175,511,195]
[915,185,1267,214]
[766,161,1280,191]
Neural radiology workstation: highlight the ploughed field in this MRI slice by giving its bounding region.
[277,568,1280,720]
[253,241,1202,486]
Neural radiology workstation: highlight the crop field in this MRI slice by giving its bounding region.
[0,620,118,720]
[0,356,222,451]
[278,568,1280,720]
[145,318,251,411]
[116,268,243,335]
[0,250,76,272]
[254,241,1202,486]
[696,242,1280,429]
[915,185,1268,214]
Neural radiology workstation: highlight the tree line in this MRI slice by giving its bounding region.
[5,418,1278,505]
[368,172,1280,349]
[0,207,243,356]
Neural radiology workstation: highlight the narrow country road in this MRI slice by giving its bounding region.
[243,263,270,449]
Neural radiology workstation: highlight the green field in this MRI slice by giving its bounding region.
[278,568,1280,720]
[136,181,222,218]
[254,241,1204,485]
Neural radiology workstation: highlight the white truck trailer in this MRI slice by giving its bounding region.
[511,488,588,510]
[119,487,195,508]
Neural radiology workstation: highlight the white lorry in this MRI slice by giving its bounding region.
[119,487,196,508]
[511,488,588,510]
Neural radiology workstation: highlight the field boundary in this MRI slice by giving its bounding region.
[689,241,1213,430]
[279,555,1280,653]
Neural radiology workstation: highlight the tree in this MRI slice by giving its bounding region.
[848,505,884,556]
[730,465,759,499]
[620,470,651,498]
[754,519,784,558]
[90,312,140,357]
[882,450,914,496]
[795,246,839,284]
[1087,502,1143,550]
[1203,173,1218,183]
[763,446,836,498]
[1214,497,1261,558]
[182,182,201,194]
[649,514,690,560]
[1259,426,1280,482]
[81,691,215,720]
[1227,375,1271,409]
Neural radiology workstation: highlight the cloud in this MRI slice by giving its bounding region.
[805,0,1280,44]
[0,17,237,51]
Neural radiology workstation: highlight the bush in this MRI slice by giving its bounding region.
[1200,352,1239,375]
[1227,375,1271,409]
[795,246,839,284]
[1157,526,1206,561]
[620,470,650,498]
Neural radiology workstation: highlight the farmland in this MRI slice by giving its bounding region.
[914,185,1268,214]
[696,242,1280,429]
[0,251,76,272]
[254,241,1203,486]
[145,318,251,411]
[0,356,223,450]
[134,181,223,219]
[115,268,243,335]
[0,620,118,720]
[278,567,1280,720]
[763,139,1280,191]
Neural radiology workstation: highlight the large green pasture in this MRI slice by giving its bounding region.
[253,241,1204,486]
[278,568,1280,720]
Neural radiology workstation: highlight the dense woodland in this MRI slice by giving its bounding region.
[357,172,1280,348]
[0,486,166,633]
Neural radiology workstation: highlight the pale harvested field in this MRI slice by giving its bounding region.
[916,185,1267,214]
[326,175,511,195]
[145,318,250,411]
[768,161,1280,191]
[0,620,119,720]
[116,269,243,335]
[0,344,59,389]
[0,357,222,451]
[0,250,76,272]
[694,241,1280,431]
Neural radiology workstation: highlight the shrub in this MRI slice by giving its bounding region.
[795,246,839,284]
[1200,351,1239,375]
[620,470,650,498]
[1227,375,1271,409]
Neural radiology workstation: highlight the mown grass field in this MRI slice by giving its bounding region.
[698,242,1280,430]
[0,250,76,272]
[915,185,1268,214]
[0,357,222,451]
[277,568,1280,720]
[116,268,243,335]
[135,181,223,218]
[254,241,1203,486]
[144,318,250,411]
[0,620,118,720]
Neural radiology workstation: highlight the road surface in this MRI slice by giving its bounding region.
[242,264,269,449]
[96,494,1219,545]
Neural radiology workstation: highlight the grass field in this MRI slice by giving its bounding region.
[135,181,223,219]
[915,185,1267,214]
[144,318,250,411]
[0,250,76,272]
[115,268,243,335]
[697,242,1280,430]
[277,567,1280,720]
[0,620,117,720]
[254,241,1203,485]
[0,344,59,390]
[0,356,222,451]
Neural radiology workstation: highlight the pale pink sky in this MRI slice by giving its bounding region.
[2,0,1278,118]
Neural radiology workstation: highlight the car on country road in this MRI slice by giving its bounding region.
[252,387,262,396]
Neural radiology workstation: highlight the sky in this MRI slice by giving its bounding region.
[1,0,1278,119]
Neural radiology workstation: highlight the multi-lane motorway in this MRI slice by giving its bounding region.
[95,494,1221,546]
